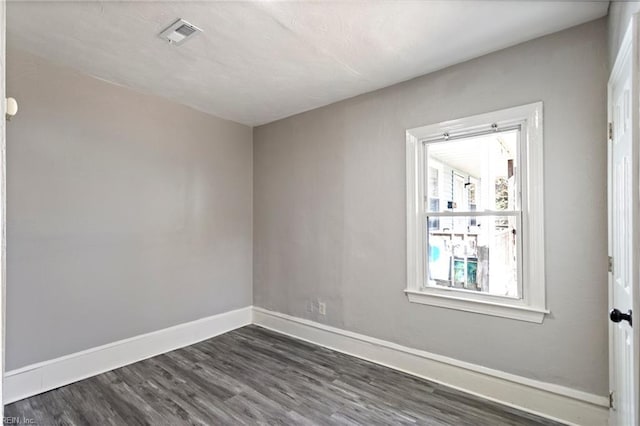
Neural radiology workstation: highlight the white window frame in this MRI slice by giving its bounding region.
[405,102,548,323]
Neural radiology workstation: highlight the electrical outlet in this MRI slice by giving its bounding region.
[318,302,326,315]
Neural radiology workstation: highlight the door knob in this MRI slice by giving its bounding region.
[610,308,633,326]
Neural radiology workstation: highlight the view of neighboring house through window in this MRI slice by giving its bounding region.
[428,166,440,230]
[425,130,519,298]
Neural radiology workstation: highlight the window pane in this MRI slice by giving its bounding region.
[426,131,518,212]
[426,215,519,298]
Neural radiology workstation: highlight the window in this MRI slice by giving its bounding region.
[406,102,547,323]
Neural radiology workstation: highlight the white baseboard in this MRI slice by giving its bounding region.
[4,306,253,404]
[3,305,610,426]
[253,307,609,426]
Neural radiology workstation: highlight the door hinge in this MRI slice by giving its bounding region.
[609,122,614,141]
[609,256,614,273]
[609,391,615,408]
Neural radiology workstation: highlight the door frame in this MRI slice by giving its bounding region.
[608,13,640,426]
[0,0,5,417]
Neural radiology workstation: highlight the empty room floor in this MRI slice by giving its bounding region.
[4,326,560,426]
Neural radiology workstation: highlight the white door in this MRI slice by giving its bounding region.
[608,14,640,426]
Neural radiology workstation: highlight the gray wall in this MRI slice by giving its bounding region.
[609,1,640,68]
[6,49,253,370]
[253,19,609,395]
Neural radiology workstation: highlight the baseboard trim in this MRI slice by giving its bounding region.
[252,306,609,426]
[4,305,610,426]
[4,306,253,404]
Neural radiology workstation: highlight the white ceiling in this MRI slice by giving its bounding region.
[7,1,609,126]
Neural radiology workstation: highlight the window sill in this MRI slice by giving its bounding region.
[404,289,549,323]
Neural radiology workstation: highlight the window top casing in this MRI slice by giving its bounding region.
[405,102,547,323]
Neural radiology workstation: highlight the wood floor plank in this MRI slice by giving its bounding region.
[4,325,562,426]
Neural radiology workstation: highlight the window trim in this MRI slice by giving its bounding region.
[405,102,548,323]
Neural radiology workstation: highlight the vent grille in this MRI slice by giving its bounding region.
[175,24,197,37]
[159,19,202,46]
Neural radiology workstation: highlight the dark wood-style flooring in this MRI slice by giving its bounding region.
[5,325,561,425]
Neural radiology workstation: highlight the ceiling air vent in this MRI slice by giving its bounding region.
[159,19,202,46]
